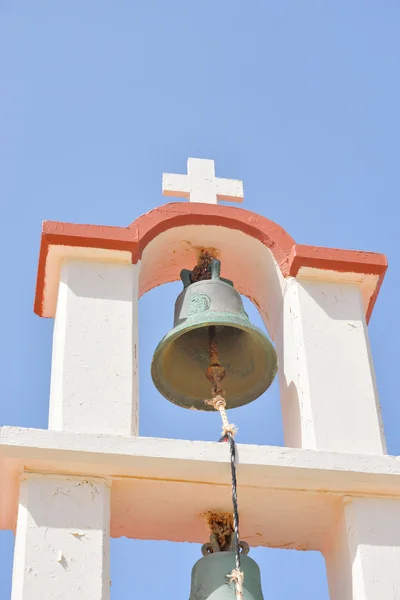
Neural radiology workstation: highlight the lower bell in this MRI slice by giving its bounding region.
[189,550,264,600]
[151,259,278,410]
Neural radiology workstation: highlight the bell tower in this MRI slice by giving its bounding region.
[0,157,397,600]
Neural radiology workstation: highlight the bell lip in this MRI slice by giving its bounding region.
[151,312,278,411]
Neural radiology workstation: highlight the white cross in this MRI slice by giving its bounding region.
[162,158,244,205]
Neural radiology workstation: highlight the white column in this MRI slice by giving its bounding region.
[49,259,139,435]
[11,474,110,600]
[277,277,386,454]
[326,496,400,600]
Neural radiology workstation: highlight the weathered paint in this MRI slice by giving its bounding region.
[326,496,400,600]
[11,474,110,600]
[1,427,400,549]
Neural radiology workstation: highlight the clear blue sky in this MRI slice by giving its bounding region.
[1,1,399,598]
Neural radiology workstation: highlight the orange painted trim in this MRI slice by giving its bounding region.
[34,234,50,318]
[34,202,387,322]
[287,244,388,321]
[42,220,139,252]
[287,244,388,277]
[135,203,295,267]
[33,221,140,316]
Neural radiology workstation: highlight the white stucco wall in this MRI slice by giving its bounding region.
[11,474,110,600]
[278,277,386,454]
[326,496,400,600]
[49,259,139,435]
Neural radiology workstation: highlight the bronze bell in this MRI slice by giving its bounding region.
[151,258,278,410]
[189,536,264,600]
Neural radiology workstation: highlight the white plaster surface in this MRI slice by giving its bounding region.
[11,474,110,600]
[49,259,139,436]
[326,496,400,600]
[278,277,386,455]
[2,427,400,552]
[296,267,379,319]
[162,158,244,204]
[43,245,132,319]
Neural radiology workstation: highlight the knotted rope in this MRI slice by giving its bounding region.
[204,396,243,600]
[191,252,244,600]
[204,395,237,438]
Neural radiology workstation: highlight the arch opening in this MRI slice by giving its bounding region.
[138,224,287,342]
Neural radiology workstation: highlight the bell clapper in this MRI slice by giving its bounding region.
[204,325,237,438]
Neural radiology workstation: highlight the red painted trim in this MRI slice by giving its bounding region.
[287,244,388,321]
[34,234,50,317]
[287,244,388,278]
[34,203,387,321]
[34,221,140,317]
[135,203,295,266]
[43,220,139,252]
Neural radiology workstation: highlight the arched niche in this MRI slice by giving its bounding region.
[138,223,287,340]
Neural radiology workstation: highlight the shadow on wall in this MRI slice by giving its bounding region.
[279,380,302,449]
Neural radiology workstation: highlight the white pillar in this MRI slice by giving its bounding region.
[278,277,386,454]
[326,496,400,600]
[11,474,110,600]
[49,259,139,435]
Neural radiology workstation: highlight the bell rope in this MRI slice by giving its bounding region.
[202,288,244,600]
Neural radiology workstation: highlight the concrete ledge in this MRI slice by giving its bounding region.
[2,427,400,551]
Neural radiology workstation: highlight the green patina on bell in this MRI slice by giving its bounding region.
[151,258,278,410]
[189,538,264,600]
